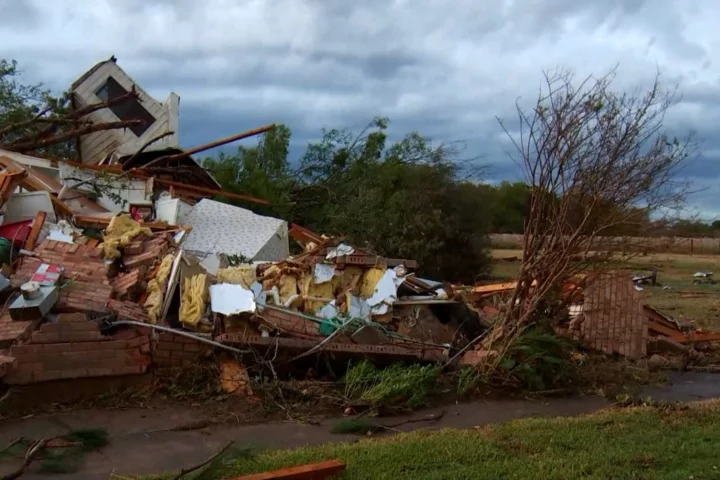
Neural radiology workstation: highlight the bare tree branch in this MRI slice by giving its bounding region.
[494,67,694,336]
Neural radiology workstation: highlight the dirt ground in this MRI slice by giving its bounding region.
[491,249,720,330]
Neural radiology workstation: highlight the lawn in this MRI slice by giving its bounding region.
[490,249,720,330]
[153,401,720,479]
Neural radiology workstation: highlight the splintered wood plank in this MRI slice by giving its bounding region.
[228,460,346,480]
[24,210,47,251]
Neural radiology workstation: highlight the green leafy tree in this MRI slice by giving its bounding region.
[203,124,294,218]
[293,118,491,282]
[0,59,75,158]
[204,117,493,282]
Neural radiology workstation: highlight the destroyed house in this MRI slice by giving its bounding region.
[71,55,180,164]
[70,56,219,192]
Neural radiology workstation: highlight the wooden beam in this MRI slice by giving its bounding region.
[25,211,47,251]
[57,160,270,205]
[229,460,345,480]
[289,223,323,245]
[143,124,276,166]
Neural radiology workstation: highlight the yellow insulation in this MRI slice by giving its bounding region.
[216,266,256,289]
[144,254,174,324]
[180,274,209,328]
[278,274,298,305]
[299,271,334,314]
[359,267,385,299]
[101,214,153,259]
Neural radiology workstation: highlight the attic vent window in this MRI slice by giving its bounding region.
[96,76,156,137]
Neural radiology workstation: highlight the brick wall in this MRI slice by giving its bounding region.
[56,281,114,314]
[0,313,38,348]
[153,332,208,368]
[4,313,150,384]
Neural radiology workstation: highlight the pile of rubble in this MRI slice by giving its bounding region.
[0,207,490,386]
[1,56,719,397]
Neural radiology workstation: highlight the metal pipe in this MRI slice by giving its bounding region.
[104,320,250,354]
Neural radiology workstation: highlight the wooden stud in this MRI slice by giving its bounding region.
[229,460,346,480]
[24,210,47,251]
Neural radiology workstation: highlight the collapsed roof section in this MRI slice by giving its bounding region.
[70,56,221,189]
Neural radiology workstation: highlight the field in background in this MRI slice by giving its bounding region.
[490,249,720,330]
[490,233,720,255]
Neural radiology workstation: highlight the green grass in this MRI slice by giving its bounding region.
[148,401,720,479]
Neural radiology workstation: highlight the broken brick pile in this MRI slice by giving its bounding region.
[11,240,111,314]
[124,236,171,269]
[110,269,144,301]
[0,234,183,384]
[4,313,150,385]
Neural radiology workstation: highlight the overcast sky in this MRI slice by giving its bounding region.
[1,0,719,217]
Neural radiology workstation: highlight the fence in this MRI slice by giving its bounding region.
[489,233,720,255]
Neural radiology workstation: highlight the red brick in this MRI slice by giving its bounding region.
[126,336,150,349]
[183,342,205,353]
[13,352,41,363]
[42,343,73,354]
[58,313,87,323]
[30,332,61,344]
[14,362,43,374]
[10,344,42,355]
[123,243,143,255]
[86,367,114,377]
[70,340,123,351]
[66,322,100,332]
[40,323,62,334]
[0,355,17,377]
[112,329,139,341]
[112,365,145,375]
[125,355,150,366]
[153,349,171,359]
[59,369,89,379]
[124,251,160,268]
[158,333,175,342]
[58,331,103,343]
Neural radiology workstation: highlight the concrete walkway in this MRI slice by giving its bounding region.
[0,372,717,479]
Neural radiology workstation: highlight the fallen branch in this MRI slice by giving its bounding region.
[1,438,47,480]
[172,441,234,480]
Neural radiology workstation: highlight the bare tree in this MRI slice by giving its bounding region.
[496,68,693,332]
